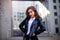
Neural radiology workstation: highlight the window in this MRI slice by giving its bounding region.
[55,19,58,25]
[0,2,1,9]
[54,12,57,16]
[14,15,16,17]
[59,0,60,3]
[53,5,57,9]
[40,0,45,2]
[53,0,56,3]
[59,5,60,9]
[17,19,19,21]
[55,27,59,33]
[0,1,1,5]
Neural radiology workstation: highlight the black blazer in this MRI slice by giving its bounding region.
[19,17,46,37]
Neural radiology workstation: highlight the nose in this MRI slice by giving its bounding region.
[29,13,32,15]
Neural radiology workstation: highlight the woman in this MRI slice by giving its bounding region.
[19,6,46,40]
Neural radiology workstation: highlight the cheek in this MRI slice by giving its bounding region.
[32,12,35,16]
[29,13,32,15]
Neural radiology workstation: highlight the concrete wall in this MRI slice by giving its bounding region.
[0,0,1,30]
[48,0,56,35]
[1,0,12,40]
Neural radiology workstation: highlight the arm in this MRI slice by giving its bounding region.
[19,18,27,33]
[35,18,46,35]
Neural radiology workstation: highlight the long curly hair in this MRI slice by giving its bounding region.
[26,6,40,18]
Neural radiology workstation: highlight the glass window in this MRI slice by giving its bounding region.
[14,15,16,17]
[17,19,19,21]
[59,5,60,9]
[53,5,57,9]
[53,0,56,3]
[55,27,59,33]
[55,19,58,24]
[54,12,57,16]
[40,0,45,2]
[59,0,60,3]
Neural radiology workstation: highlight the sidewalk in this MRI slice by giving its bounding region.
[8,34,60,40]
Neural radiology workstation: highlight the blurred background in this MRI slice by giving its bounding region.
[0,0,60,40]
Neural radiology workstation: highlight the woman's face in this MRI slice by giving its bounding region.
[28,9,35,18]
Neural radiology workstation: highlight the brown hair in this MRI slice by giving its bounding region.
[26,6,40,18]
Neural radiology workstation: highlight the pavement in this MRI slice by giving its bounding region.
[8,34,60,40]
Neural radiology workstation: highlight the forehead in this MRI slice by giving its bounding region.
[28,9,33,12]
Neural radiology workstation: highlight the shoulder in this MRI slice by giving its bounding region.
[36,17,42,21]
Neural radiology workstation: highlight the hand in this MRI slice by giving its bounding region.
[32,33,35,36]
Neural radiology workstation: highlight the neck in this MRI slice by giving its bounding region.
[31,16,35,18]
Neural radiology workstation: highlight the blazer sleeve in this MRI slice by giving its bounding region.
[19,18,26,33]
[35,18,46,35]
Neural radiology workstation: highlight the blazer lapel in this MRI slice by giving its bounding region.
[30,18,36,30]
[29,18,38,36]
[30,18,37,29]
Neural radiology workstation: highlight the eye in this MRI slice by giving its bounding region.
[28,11,32,14]
[30,11,32,13]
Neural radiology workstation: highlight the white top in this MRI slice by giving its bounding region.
[27,17,35,35]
